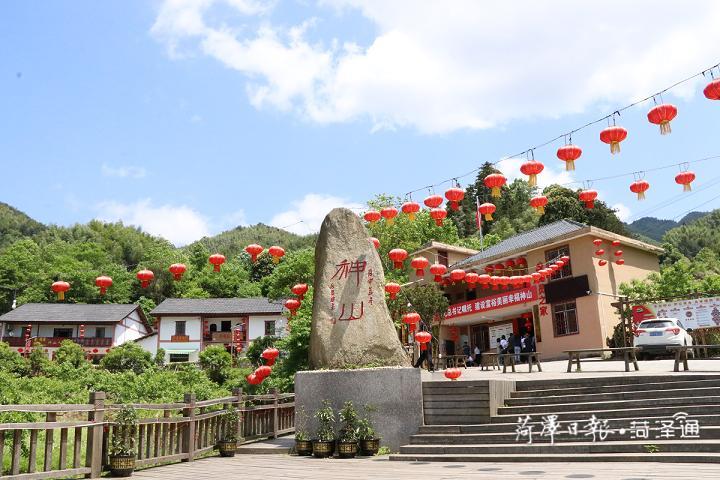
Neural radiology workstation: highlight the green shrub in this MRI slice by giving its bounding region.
[154,348,166,367]
[55,340,88,368]
[198,345,232,384]
[245,336,280,367]
[110,405,138,457]
[338,401,358,442]
[357,404,378,440]
[28,345,50,377]
[314,400,335,441]
[100,342,153,375]
[0,342,29,376]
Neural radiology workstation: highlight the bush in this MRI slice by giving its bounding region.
[245,336,280,367]
[100,342,153,375]
[55,340,88,368]
[28,346,50,376]
[199,345,232,384]
[0,342,29,376]
[109,405,138,457]
[314,400,335,442]
[154,348,166,367]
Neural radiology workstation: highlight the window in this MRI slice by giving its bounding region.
[545,245,572,279]
[174,321,186,336]
[437,250,449,266]
[221,321,231,332]
[169,353,189,363]
[553,301,579,336]
[264,321,276,336]
[53,328,73,338]
[95,327,106,338]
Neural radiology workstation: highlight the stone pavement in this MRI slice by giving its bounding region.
[132,454,720,480]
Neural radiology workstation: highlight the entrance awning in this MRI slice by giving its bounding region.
[444,302,534,327]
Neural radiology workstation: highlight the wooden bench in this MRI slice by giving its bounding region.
[441,354,468,369]
[498,352,542,373]
[480,352,500,371]
[564,347,640,373]
[668,344,720,372]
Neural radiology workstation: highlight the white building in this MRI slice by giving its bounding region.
[137,298,287,363]
[0,303,152,359]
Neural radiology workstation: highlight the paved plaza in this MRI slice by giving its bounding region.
[132,454,720,480]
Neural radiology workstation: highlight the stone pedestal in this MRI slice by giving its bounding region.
[295,367,422,452]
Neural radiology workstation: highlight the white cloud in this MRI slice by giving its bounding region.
[612,203,631,222]
[495,157,574,190]
[269,193,364,235]
[152,0,720,133]
[101,163,147,179]
[96,199,211,246]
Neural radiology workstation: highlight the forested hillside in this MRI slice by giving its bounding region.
[627,211,709,241]
[191,224,316,259]
[0,202,46,249]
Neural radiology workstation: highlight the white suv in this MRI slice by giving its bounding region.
[633,317,693,356]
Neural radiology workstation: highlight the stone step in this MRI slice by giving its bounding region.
[424,415,490,425]
[514,374,720,392]
[409,426,720,444]
[423,379,487,389]
[389,452,720,463]
[491,404,720,423]
[506,386,720,406]
[498,395,720,416]
[398,440,720,455]
[511,378,720,398]
[423,399,489,409]
[418,414,720,434]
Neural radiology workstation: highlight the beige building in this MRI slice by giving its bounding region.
[407,220,663,360]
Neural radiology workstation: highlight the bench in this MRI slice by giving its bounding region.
[441,354,468,369]
[668,344,720,372]
[480,352,500,371]
[564,347,640,373]
[498,352,542,373]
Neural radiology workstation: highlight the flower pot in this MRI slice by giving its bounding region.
[217,440,237,457]
[337,440,358,459]
[359,438,380,456]
[109,455,135,477]
[295,438,313,456]
[311,439,335,458]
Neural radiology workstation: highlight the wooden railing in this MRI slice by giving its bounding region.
[0,389,294,479]
[5,337,113,348]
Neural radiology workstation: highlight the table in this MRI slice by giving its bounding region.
[442,354,468,369]
[480,352,500,371]
[498,352,542,373]
[668,344,719,372]
[564,347,640,372]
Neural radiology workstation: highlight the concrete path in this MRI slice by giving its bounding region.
[132,454,720,479]
[236,435,294,454]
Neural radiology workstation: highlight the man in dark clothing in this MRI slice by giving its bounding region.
[413,328,434,371]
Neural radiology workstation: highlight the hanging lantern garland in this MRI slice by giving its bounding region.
[647,103,678,135]
[557,144,582,171]
[529,196,547,215]
[401,201,420,221]
[95,276,113,296]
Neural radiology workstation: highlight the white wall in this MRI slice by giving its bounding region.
[112,311,150,346]
[205,317,245,332]
[136,334,158,357]
[248,314,287,339]
[158,316,201,341]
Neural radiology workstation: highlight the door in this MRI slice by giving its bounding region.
[471,325,490,352]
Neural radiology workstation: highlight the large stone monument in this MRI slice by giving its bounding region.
[309,207,409,369]
[295,208,421,451]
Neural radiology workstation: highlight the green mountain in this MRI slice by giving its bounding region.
[188,224,316,258]
[0,202,46,249]
[663,210,720,259]
[627,211,709,242]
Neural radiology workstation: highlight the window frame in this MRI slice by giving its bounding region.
[264,320,276,336]
[95,327,106,338]
[437,250,449,267]
[552,300,579,337]
[169,353,189,363]
[53,328,73,338]
[174,321,186,336]
[545,244,572,280]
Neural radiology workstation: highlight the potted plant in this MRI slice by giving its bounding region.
[337,401,359,459]
[357,404,381,456]
[294,406,313,456]
[312,400,335,458]
[217,406,239,457]
[109,405,138,477]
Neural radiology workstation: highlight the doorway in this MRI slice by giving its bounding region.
[471,325,490,352]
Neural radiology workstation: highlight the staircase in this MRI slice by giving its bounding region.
[391,374,720,462]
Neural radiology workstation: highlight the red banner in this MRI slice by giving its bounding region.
[445,285,538,320]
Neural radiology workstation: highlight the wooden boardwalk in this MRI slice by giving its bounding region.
[132,454,720,480]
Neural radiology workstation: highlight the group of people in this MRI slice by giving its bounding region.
[496,332,536,364]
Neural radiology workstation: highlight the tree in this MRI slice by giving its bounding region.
[198,345,232,384]
[388,284,449,328]
[663,210,720,259]
[0,342,29,376]
[261,248,315,299]
[100,342,153,375]
[28,346,50,377]
[55,340,88,368]
[245,335,280,367]
[539,185,629,235]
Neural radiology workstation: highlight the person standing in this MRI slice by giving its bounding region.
[500,335,509,365]
[496,338,503,366]
[413,327,434,371]
[473,344,481,368]
[512,333,522,363]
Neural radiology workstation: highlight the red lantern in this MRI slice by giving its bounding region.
[477,274,491,288]
[593,239,603,247]
[647,104,677,135]
[675,171,696,192]
[410,257,430,277]
[529,196,548,215]
[484,173,507,198]
[51,281,70,301]
[245,244,263,262]
[429,208,447,226]
[614,250,623,257]
[630,180,650,200]
[531,272,541,284]
[255,365,272,379]
[498,276,510,289]
[616,259,626,266]
[402,312,420,327]
[599,259,608,267]
[560,255,570,263]
[493,263,505,274]
[505,259,516,269]
[247,373,262,385]
[78,324,85,338]
[444,368,462,381]
[381,207,398,225]
[370,237,380,249]
[595,249,605,256]
[557,144,582,171]
[465,272,479,290]
[450,269,466,283]
[363,210,381,224]
[516,258,527,268]
[445,187,465,211]
[611,240,620,247]
[415,331,432,351]
[385,282,401,300]
[485,265,494,274]
[284,298,301,316]
[488,276,499,290]
[268,246,285,264]
[600,126,628,154]
[291,283,309,300]
[429,263,447,283]
[261,348,280,367]
[169,263,187,281]
[478,203,496,221]
[579,189,598,209]
[95,276,113,296]
[388,248,408,269]
[136,270,154,288]
[423,195,444,209]
[704,79,720,100]
[401,201,420,221]
[520,160,544,187]
[209,253,226,271]
[555,260,565,268]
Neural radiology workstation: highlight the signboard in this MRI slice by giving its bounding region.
[445,285,538,320]
[329,258,376,323]
[631,296,720,330]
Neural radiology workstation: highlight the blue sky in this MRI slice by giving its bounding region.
[2,1,720,245]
